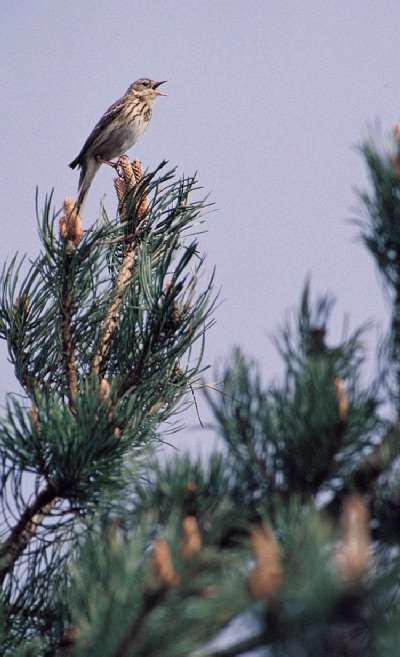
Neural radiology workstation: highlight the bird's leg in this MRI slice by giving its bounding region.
[96,155,120,169]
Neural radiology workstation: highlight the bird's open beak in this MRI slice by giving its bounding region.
[153,80,167,96]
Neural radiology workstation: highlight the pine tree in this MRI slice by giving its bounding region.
[2,127,400,657]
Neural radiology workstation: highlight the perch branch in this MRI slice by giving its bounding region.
[0,483,60,584]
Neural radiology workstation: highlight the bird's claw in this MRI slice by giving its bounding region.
[98,156,129,180]
[97,156,120,170]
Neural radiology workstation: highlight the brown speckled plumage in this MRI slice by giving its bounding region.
[69,78,166,211]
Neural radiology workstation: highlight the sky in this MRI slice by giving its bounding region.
[1,1,400,454]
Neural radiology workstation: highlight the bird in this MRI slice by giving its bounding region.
[69,78,167,211]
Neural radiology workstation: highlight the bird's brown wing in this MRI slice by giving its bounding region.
[70,97,126,167]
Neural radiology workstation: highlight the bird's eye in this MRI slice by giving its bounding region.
[142,80,150,87]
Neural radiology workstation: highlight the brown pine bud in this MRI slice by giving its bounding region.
[29,405,40,433]
[16,293,31,315]
[181,516,202,558]
[248,524,283,599]
[336,495,370,584]
[114,176,130,223]
[131,160,149,220]
[119,155,136,187]
[392,124,400,176]
[99,378,111,400]
[152,538,180,587]
[148,399,164,416]
[137,195,149,222]
[335,377,349,422]
[59,198,83,246]
[114,158,149,226]
[114,177,127,206]
[132,159,144,182]
[59,216,68,240]
[63,198,75,214]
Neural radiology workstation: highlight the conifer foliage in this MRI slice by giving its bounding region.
[0,160,215,654]
[2,130,400,656]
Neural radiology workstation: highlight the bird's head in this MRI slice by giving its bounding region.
[130,78,167,101]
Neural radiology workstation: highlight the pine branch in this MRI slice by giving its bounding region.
[0,482,60,584]
[0,162,217,653]
[60,245,78,405]
[326,422,399,518]
[92,159,147,378]
[112,588,167,657]
[92,242,137,377]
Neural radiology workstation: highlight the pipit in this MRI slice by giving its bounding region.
[69,78,167,210]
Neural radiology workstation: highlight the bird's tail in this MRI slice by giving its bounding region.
[74,158,100,214]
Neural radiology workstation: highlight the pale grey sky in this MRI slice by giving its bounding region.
[1,1,399,452]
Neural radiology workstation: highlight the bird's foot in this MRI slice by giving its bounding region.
[96,156,120,169]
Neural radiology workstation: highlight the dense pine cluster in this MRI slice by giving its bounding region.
[1,135,400,656]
